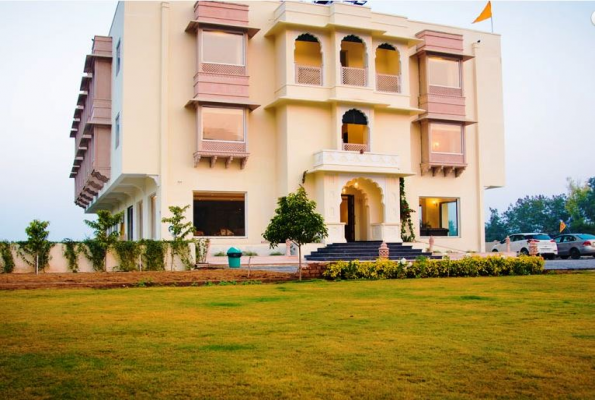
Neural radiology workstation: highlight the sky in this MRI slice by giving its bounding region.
[0,1,594,241]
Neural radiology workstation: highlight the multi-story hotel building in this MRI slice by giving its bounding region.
[70,1,505,252]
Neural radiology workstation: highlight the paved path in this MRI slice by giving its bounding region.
[545,257,595,270]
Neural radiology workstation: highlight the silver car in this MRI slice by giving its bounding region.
[554,234,595,259]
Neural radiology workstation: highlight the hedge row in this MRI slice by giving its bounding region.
[322,255,545,280]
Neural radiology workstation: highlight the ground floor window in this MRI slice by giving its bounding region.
[418,197,459,237]
[193,192,245,237]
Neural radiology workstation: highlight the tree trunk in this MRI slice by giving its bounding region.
[35,254,39,275]
[170,246,175,272]
[298,245,302,281]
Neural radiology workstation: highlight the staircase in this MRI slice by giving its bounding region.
[305,241,436,262]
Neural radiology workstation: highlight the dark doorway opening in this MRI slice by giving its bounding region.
[342,194,355,242]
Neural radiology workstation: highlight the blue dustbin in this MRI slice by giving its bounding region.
[227,247,242,268]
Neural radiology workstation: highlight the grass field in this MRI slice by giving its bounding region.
[1,273,594,399]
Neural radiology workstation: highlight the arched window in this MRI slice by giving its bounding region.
[341,109,368,152]
[294,33,322,85]
[375,43,401,93]
[340,35,367,86]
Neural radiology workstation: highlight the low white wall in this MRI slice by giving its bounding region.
[3,243,195,274]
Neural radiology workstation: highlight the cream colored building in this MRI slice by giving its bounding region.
[70,1,505,253]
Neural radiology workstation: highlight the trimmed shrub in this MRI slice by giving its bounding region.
[323,255,545,280]
[113,241,142,272]
[62,239,80,273]
[0,241,15,273]
[141,240,166,271]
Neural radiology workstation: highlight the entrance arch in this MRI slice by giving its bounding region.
[340,177,383,242]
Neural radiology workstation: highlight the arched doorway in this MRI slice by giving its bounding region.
[341,109,369,152]
[375,43,401,92]
[294,33,323,85]
[340,34,367,86]
[340,177,383,242]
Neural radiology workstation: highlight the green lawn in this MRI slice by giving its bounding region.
[1,274,594,399]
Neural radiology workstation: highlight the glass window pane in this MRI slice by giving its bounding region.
[202,108,244,142]
[193,193,246,237]
[202,31,244,65]
[428,57,460,88]
[430,124,462,153]
[419,197,459,237]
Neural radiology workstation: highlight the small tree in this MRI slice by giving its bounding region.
[162,205,195,270]
[18,220,52,274]
[263,186,328,280]
[84,210,124,272]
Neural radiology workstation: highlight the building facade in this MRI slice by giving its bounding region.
[70,1,505,252]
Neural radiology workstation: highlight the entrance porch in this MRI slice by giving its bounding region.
[312,173,405,244]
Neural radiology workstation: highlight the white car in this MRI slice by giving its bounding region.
[491,233,558,259]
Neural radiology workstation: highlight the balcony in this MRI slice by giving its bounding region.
[312,149,404,175]
[194,140,249,169]
[200,62,246,76]
[295,64,322,86]
[341,66,367,87]
[342,143,369,152]
[376,73,401,93]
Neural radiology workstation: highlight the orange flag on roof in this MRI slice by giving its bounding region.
[560,220,567,233]
[473,1,492,23]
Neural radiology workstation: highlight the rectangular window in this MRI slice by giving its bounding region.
[116,40,121,75]
[202,107,245,142]
[193,192,246,237]
[430,123,463,154]
[115,114,120,148]
[126,206,134,241]
[428,56,460,88]
[202,31,244,65]
[419,197,459,237]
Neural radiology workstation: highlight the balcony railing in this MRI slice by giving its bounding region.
[341,66,367,87]
[342,143,369,152]
[295,64,322,86]
[312,149,401,174]
[200,62,246,76]
[194,140,249,169]
[376,73,401,93]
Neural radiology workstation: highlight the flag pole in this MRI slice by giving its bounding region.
[490,2,494,33]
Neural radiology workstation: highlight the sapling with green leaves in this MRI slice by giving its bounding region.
[162,205,196,270]
[18,220,53,274]
[263,186,328,280]
[84,210,125,272]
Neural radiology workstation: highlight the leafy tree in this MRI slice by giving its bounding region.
[566,177,595,234]
[161,205,195,270]
[485,208,507,242]
[84,210,124,272]
[502,194,569,236]
[18,220,52,274]
[263,186,328,280]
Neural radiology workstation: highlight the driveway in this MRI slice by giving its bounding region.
[545,257,595,270]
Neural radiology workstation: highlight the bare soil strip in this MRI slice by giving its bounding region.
[0,269,295,290]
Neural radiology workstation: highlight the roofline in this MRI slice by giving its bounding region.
[407,18,501,37]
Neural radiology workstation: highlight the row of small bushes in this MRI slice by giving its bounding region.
[322,255,545,280]
[0,239,209,273]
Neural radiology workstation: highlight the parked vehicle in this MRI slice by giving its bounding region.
[553,233,595,259]
[491,233,558,259]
